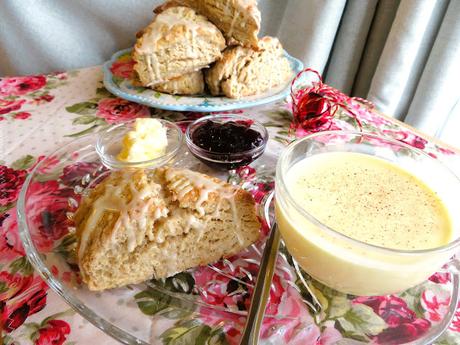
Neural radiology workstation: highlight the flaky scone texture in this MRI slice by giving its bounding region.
[75,167,260,291]
[155,0,261,48]
[154,70,205,95]
[133,6,226,87]
[205,36,293,98]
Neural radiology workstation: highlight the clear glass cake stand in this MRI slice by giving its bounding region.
[17,130,459,345]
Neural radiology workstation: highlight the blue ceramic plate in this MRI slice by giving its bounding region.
[103,48,303,112]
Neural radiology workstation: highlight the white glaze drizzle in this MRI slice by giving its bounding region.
[184,213,203,237]
[228,8,239,38]
[228,197,243,244]
[165,168,243,244]
[224,0,232,16]
[190,29,196,56]
[146,54,160,84]
[79,168,246,261]
[136,7,218,56]
[78,171,166,259]
[154,209,204,244]
[166,168,233,215]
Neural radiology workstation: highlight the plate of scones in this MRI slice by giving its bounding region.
[103,0,303,111]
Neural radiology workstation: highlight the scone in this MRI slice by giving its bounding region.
[74,167,260,291]
[133,6,226,87]
[205,36,293,98]
[154,70,205,95]
[154,0,261,48]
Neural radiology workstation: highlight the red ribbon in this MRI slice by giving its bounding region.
[290,68,373,133]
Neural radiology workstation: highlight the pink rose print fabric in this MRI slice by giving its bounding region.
[0,76,46,97]
[0,165,27,206]
[96,97,150,124]
[0,157,75,341]
[0,73,67,121]
[110,58,135,79]
[0,99,26,115]
[35,319,71,345]
[353,295,430,344]
[1,274,48,333]
[192,250,327,345]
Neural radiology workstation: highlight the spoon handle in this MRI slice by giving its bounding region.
[239,222,281,345]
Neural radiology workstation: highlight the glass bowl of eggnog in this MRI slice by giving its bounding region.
[275,131,460,296]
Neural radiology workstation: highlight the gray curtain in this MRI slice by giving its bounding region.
[277,0,460,146]
[1,0,459,147]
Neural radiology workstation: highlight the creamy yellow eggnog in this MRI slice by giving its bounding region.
[275,151,453,295]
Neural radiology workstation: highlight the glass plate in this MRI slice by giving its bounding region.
[102,48,304,112]
[17,130,459,345]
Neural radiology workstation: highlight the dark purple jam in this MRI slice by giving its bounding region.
[192,120,264,153]
[189,119,266,169]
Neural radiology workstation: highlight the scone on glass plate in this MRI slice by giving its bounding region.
[205,36,293,99]
[74,167,261,291]
[133,6,226,87]
[154,70,205,95]
[155,0,261,48]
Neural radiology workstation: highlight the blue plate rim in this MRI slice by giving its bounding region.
[102,48,304,112]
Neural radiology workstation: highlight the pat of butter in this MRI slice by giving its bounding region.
[117,118,168,162]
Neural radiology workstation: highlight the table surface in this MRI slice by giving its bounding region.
[1,66,460,345]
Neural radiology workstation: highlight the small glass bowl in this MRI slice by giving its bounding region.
[185,114,268,169]
[96,119,182,169]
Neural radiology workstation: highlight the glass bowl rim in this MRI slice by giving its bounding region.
[95,118,183,169]
[276,130,460,256]
[185,114,269,162]
[16,133,152,345]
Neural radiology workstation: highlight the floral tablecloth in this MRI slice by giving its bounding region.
[1,67,460,345]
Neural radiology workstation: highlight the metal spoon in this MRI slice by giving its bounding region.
[240,193,281,345]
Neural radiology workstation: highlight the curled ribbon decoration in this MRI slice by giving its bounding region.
[290,68,373,134]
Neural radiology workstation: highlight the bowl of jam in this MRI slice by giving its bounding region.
[185,114,268,169]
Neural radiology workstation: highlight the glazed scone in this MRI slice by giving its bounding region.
[154,70,205,95]
[74,167,260,291]
[155,0,261,48]
[205,36,293,98]
[133,6,226,87]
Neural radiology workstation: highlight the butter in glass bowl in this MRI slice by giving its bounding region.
[117,118,168,162]
[96,118,182,170]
